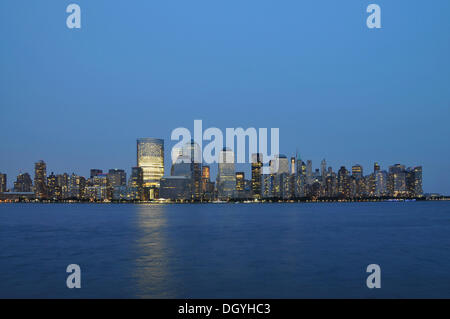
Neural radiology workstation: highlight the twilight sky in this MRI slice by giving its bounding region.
[1,0,449,193]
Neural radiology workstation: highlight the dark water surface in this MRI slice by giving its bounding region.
[1,202,449,298]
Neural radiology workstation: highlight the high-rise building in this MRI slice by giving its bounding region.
[201,165,215,200]
[325,173,337,198]
[352,164,363,180]
[171,146,183,164]
[306,160,313,184]
[217,148,235,200]
[295,173,307,198]
[406,166,423,197]
[291,157,296,175]
[90,169,103,178]
[0,173,6,193]
[297,160,306,176]
[201,165,210,190]
[388,164,407,197]
[137,138,164,188]
[251,153,263,199]
[108,169,127,187]
[236,172,245,192]
[14,173,33,192]
[34,160,47,199]
[69,174,86,199]
[183,140,202,200]
[321,159,327,180]
[262,173,274,198]
[374,162,380,174]
[57,173,70,199]
[270,155,289,174]
[128,166,144,200]
[338,166,350,197]
[375,170,388,196]
[47,172,60,200]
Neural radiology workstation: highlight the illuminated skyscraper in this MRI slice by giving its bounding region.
[338,166,350,197]
[236,172,245,191]
[128,166,144,200]
[352,164,363,180]
[297,160,306,176]
[69,174,86,199]
[14,173,33,192]
[34,160,47,199]
[291,157,296,175]
[375,170,388,196]
[217,148,235,200]
[374,162,380,174]
[47,172,61,200]
[406,166,423,197]
[251,153,263,199]
[202,165,211,193]
[90,169,103,178]
[57,173,70,199]
[137,138,164,187]
[388,164,407,197]
[108,169,127,187]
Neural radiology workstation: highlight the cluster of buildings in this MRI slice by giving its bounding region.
[0,138,424,202]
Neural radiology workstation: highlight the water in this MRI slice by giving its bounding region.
[0,202,449,298]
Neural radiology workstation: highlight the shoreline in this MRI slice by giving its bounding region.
[1,197,449,204]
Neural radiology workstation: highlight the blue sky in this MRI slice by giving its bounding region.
[1,1,449,193]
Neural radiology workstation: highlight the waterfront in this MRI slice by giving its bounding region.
[0,202,449,298]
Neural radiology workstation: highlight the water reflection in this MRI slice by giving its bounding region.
[132,204,175,298]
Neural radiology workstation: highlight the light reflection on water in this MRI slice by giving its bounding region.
[132,204,176,298]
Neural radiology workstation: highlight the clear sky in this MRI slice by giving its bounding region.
[1,1,449,194]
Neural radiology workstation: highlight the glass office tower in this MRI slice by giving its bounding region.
[137,138,164,187]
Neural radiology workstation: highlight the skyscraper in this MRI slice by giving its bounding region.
[0,173,6,193]
[338,166,350,197]
[352,164,363,180]
[291,157,296,175]
[182,140,202,200]
[321,159,327,180]
[406,166,423,197]
[251,153,263,199]
[137,138,164,187]
[374,162,380,174]
[14,173,33,192]
[201,165,215,200]
[306,160,313,184]
[375,170,388,196]
[128,166,144,200]
[69,174,86,199]
[90,169,103,179]
[47,172,61,200]
[217,148,235,200]
[388,164,407,197]
[34,160,47,199]
[235,172,245,192]
[270,155,289,174]
[108,169,127,187]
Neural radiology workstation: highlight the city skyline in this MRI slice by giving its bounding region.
[0,134,440,195]
[0,137,433,202]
